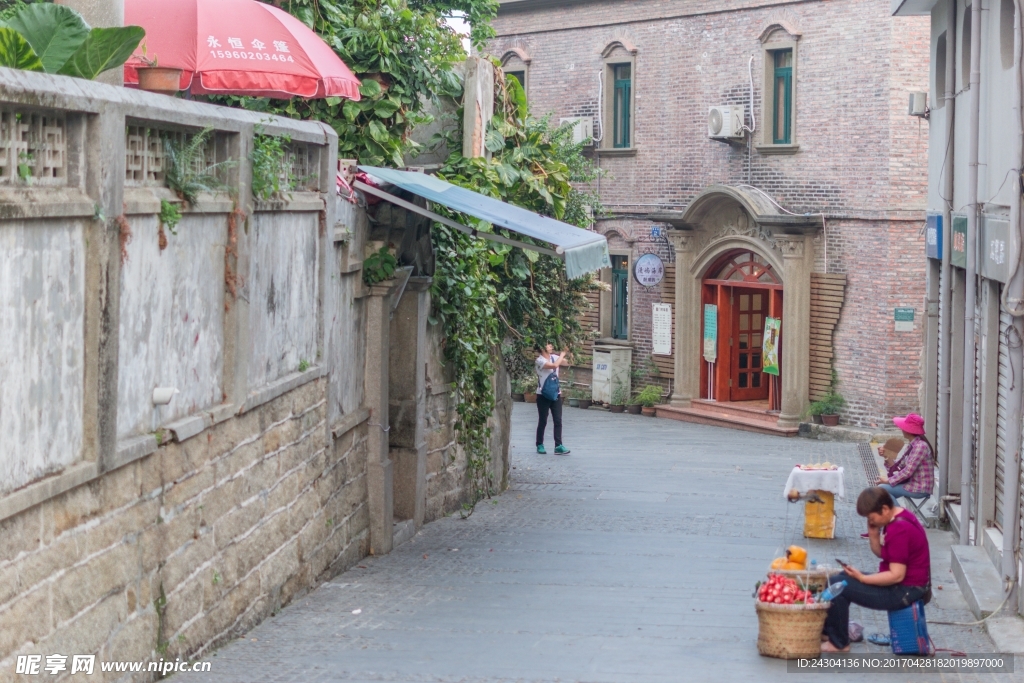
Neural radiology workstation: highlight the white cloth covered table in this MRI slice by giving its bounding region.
[783,467,845,500]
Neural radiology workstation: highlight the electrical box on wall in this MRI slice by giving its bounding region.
[592,344,633,404]
[908,92,929,118]
[559,117,594,145]
[708,106,745,140]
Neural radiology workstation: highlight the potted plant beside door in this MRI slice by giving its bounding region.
[808,375,846,427]
[635,386,662,417]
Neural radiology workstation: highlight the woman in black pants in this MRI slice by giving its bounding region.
[822,487,931,652]
[534,343,571,455]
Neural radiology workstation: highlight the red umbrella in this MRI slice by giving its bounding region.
[124,0,360,100]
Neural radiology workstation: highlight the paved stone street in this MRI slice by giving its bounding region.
[185,405,1018,682]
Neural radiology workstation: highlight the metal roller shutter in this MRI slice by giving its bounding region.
[995,308,1011,530]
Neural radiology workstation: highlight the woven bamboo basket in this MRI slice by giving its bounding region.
[755,600,830,659]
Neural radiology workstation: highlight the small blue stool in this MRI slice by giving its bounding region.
[888,600,931,655]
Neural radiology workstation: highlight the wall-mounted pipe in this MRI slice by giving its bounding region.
[959,0,982,547]
[938,0,958,503]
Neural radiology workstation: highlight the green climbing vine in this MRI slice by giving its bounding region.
[430,73,603,497]
[214,3,599,503]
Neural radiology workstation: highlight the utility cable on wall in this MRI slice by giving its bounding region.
[736,184,829,274]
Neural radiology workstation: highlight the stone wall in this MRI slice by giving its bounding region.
[490,0,931,425]
[0,68,374,678]
[0,379,369,676]
[422,320,512,523]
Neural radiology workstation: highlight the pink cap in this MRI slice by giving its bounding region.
[893,413,925,435]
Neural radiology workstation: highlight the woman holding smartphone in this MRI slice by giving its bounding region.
[821,487,931,652]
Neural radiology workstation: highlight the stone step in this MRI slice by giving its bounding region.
[690,399,779,423]
[655,404,799,437]
[951,544,1007,619]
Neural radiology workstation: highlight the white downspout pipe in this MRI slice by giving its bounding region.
[1000,0,1024,604]
[959,0,982,547]
[938,0,958,503]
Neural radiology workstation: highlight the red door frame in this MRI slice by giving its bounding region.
[699,250,783,409]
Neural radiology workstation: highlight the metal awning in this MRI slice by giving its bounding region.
[355,166,610,279]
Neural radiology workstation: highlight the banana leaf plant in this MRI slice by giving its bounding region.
[0,3,143,80]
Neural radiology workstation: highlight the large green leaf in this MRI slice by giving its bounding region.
[58,25,144,80]
[0,27,43,72]
[5,3,89,74]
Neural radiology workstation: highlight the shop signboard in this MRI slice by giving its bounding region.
[703,304,717,363]
[763,317,781,376]
[652,303,672,355]
[981,217,1009,283]
[951,215,967,269]
[926,213,942,260]
[633,253,665,287]
[895,307,915,332]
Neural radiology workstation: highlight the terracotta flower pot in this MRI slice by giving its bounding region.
[641,406,657,417]
[821,414,840,426]
[137,67,183,95]
[524,392,537,404]
[578,399,592,409]
[512,393,525,402]
[609,405,625,414]
[627,404,643,415]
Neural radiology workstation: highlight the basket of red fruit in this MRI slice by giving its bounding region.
[754,573,830,659]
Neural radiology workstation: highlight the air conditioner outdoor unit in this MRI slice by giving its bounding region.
[559,117,594,145]
[708,105,745,140]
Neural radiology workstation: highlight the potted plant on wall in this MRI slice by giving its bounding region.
[635,386,662,417]
[135,44,183,96]
[609,383,628,414]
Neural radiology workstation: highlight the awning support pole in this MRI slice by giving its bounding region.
[354,181,561,259]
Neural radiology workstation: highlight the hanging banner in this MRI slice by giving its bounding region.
[703,304,718,363]
[652,303,672,355]
[763,317,781,376]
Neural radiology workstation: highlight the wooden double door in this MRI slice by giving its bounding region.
[700,251,783,406]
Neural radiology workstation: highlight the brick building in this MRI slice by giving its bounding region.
[491,0,931,430]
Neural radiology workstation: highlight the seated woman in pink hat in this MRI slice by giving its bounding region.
[878,413,934,501]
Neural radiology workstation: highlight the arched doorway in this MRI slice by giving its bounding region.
[700,249,783,408]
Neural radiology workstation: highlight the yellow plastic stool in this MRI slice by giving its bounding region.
[804,490,835,539]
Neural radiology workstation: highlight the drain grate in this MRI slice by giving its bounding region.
[857,442,880,485]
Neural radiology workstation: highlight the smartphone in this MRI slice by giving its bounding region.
[835,558,849,568]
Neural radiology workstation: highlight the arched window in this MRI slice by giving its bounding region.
[707,250,781,285]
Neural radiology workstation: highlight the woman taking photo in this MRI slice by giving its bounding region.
[822,487,931,652]
[534,343,571,455]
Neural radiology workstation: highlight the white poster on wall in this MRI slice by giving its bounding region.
[652,303,672,355]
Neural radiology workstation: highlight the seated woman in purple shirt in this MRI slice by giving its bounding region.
[822,487,931,652]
